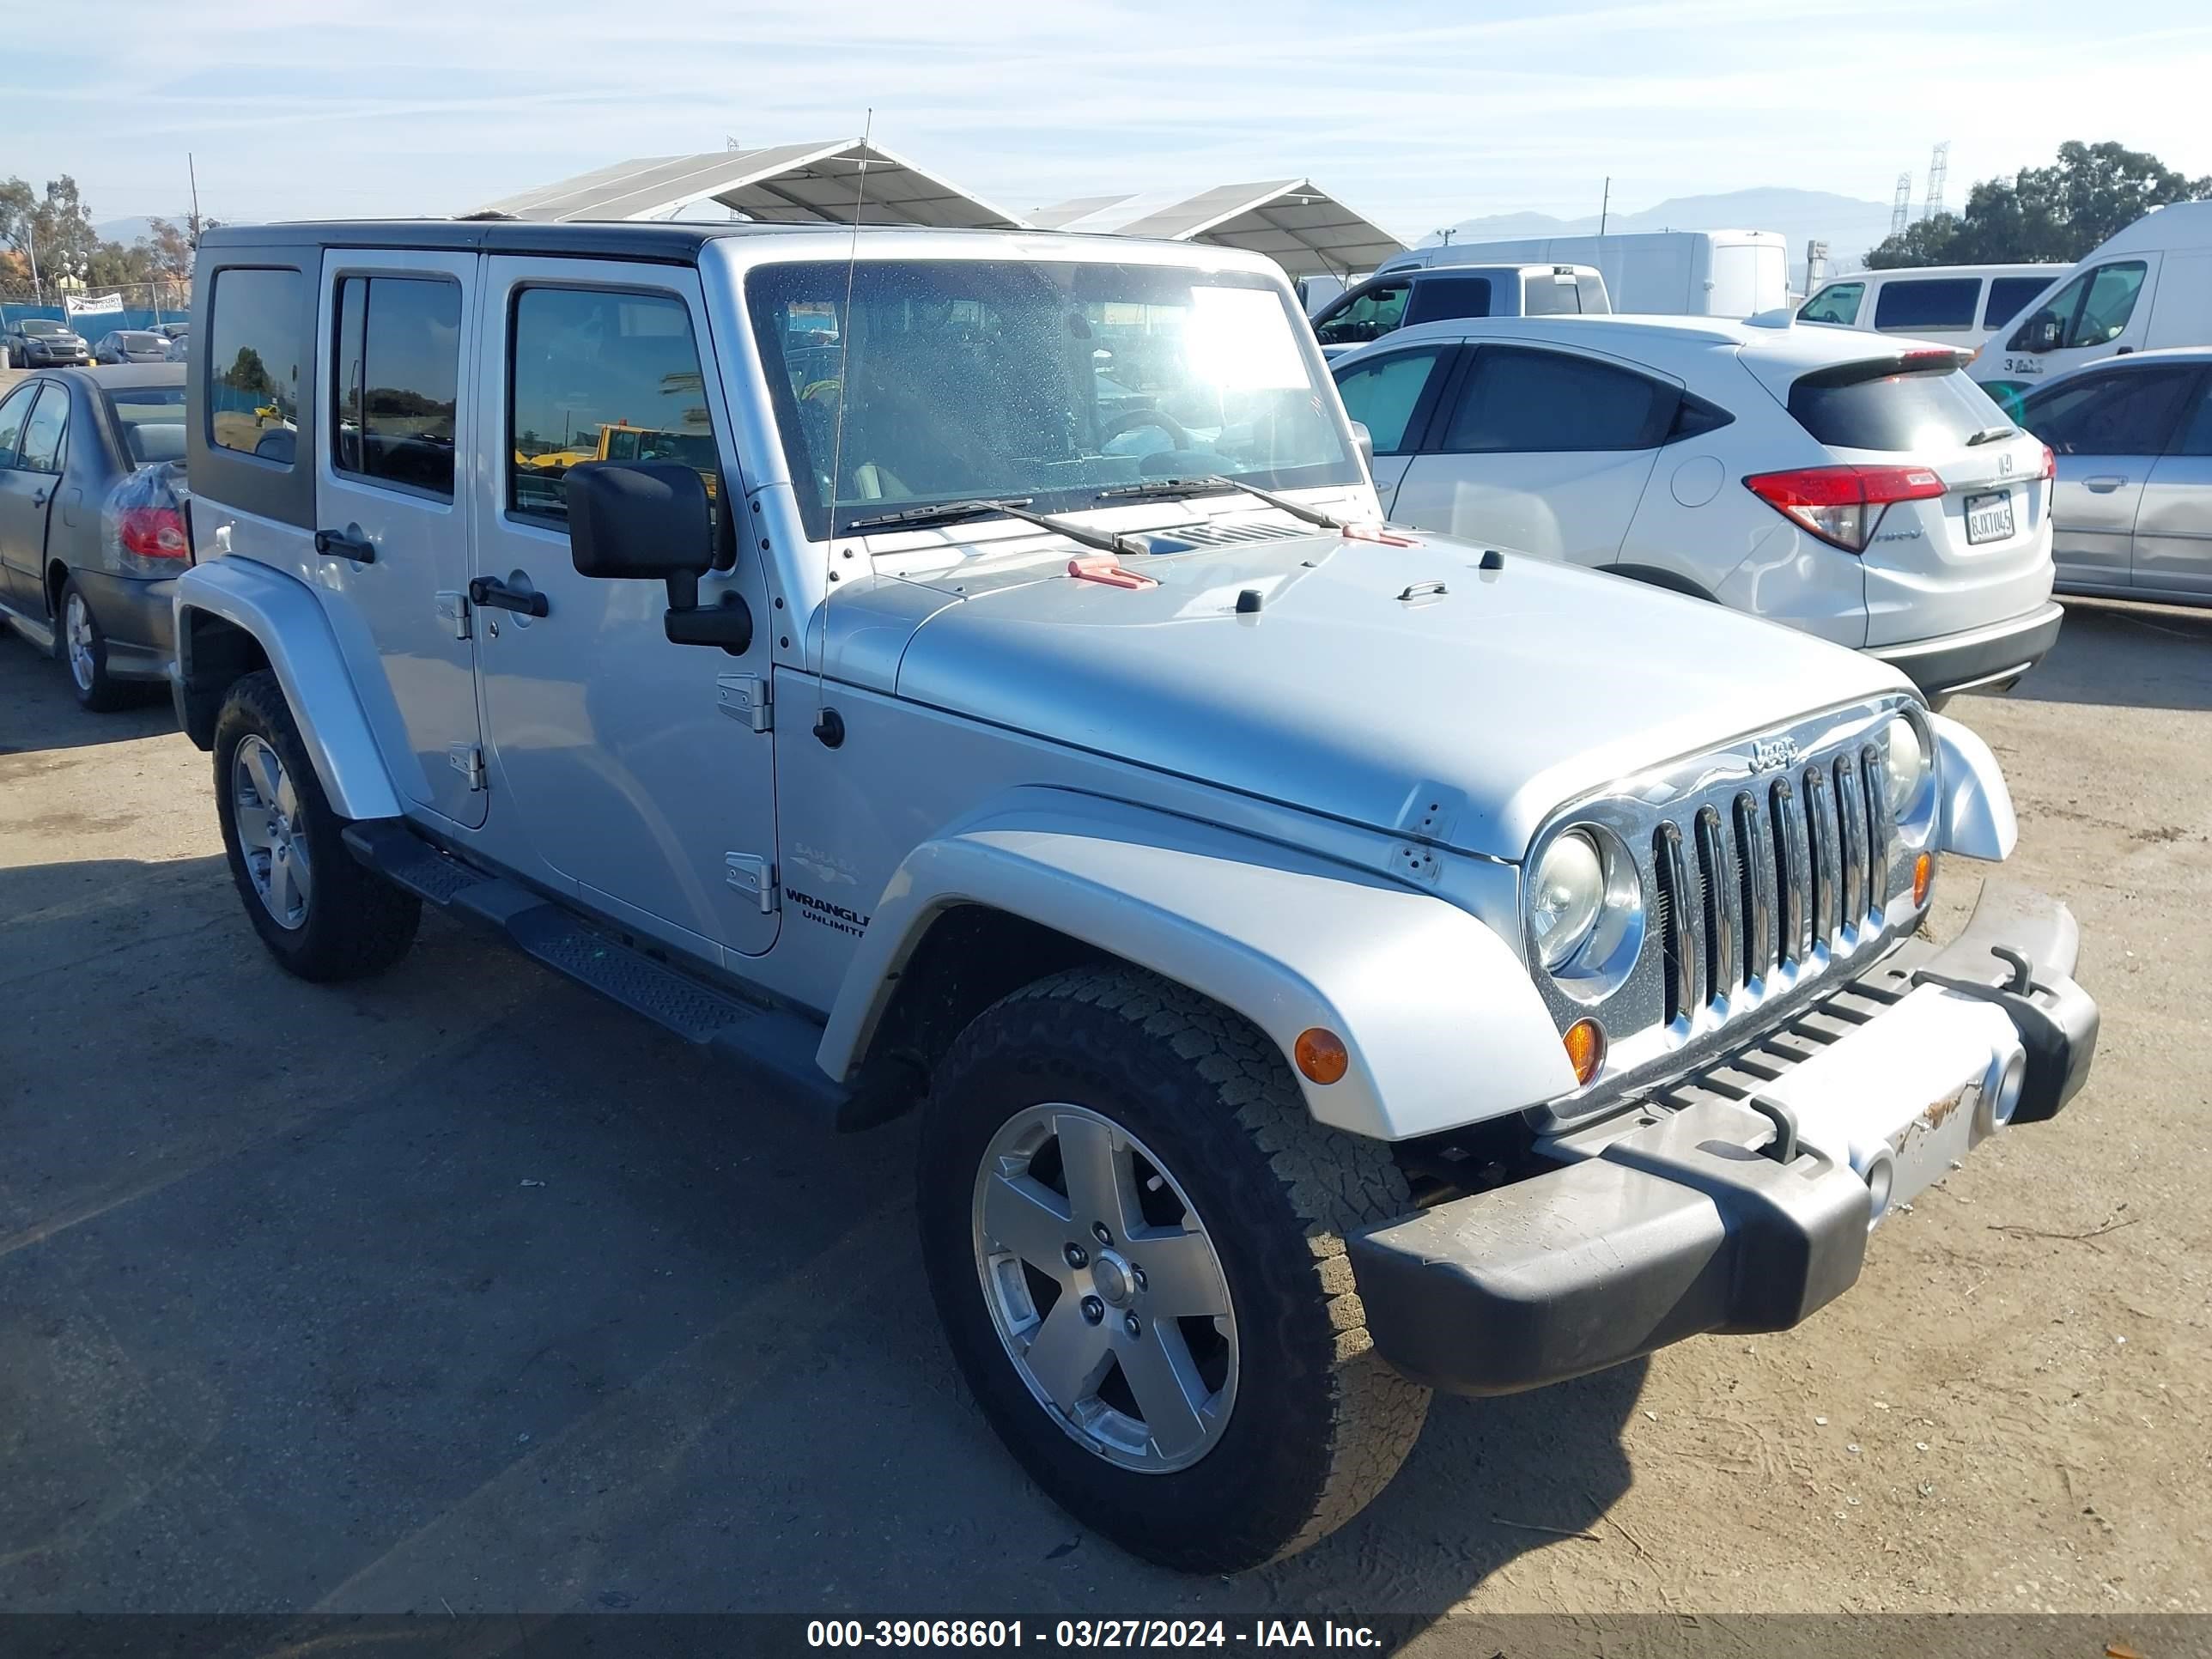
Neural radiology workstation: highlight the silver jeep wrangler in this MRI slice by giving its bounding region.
[173,220,2098,1573]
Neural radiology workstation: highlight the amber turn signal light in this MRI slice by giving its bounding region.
[1912,852,1934,907]
[1563,1018,1607,1086]
[1294,1028,1349,1085]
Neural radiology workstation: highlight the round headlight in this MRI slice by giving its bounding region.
[1884,715,1927,820]
[1532,830,1606,971]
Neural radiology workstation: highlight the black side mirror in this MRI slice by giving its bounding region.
[2029,315,2063,353]
[565,460,751,653]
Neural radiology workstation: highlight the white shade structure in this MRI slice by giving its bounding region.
[477,140,1025,229]
[1030,181,1407,276]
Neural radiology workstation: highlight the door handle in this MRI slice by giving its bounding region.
[469,575,549,617]
[30,487,48,507]
[313,526,376,562]
[2083,475,2128,493]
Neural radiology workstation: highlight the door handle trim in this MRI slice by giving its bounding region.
[314,526,376,562]
[469,576,549,618]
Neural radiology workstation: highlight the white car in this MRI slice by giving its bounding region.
[1333,313,2063,702]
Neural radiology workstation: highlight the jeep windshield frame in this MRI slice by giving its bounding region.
[744,258,1364,543]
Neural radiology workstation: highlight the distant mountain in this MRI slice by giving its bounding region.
[94,216,165,246]
[1426,188,1900,287]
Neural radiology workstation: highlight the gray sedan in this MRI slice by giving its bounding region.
[0,364,190,709]
[94,329,173,365]
[2017,347,2212,605]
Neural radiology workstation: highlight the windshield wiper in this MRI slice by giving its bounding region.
[1094,476,1353,531]
[842,495,1142,556]
[842,498,1034,532]
[1964,425,2018,447]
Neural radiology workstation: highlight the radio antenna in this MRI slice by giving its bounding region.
[815,111,872,736]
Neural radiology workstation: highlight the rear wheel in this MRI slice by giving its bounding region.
[213,670,420,981]
[59,577,130,712]
[918,967,1430,1573]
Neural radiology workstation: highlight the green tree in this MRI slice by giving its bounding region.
[1866,141,2212,267]
[222,345,274,397]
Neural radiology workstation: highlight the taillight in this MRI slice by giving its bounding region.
[2038,443,2057,481]
[118,506,191,562]
[1743,465,1946,554]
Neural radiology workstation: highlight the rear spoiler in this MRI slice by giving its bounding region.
[1792,346,1972,392]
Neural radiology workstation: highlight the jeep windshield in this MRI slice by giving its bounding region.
[746,258,1362,541]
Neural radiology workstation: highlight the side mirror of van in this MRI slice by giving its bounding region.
[2028,314,2063,353]
[566,461,752,653]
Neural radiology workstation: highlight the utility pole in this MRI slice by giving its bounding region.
[26,234,40,306]
[187,151,203,245]
[1600,176,1610,237]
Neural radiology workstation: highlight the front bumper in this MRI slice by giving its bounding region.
[1349,879,2098,1396]
[1867,601,2063,702]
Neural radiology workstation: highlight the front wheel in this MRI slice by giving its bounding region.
[918,968,1430,1573]
[213,670,421,981]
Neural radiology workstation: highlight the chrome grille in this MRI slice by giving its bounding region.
[1652,746,1899,1024]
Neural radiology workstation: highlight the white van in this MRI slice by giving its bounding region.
[1971,201,2212,413]
[1382,229,1789,319]
[1797,264,2063,349]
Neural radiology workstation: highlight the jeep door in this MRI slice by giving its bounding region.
[313,248,489,828]
[1389,343,1671,563]
[471,257,779,963]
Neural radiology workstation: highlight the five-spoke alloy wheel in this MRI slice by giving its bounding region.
[974,1102,1237,1473]
[920,967,1431,1574]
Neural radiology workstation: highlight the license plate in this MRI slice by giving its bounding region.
[1965,489,2014,545]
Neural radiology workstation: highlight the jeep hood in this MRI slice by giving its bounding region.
[890,532,1910,861]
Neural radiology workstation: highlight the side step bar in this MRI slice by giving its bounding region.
[343,818,869,1121]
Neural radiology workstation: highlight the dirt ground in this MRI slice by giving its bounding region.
[1,599,2207,1620]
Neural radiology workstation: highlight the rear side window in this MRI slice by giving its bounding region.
[1873,278,1979,331]
[331,275,462,498]
[17,384,69,473]
[1443,346,1668,453]
[2176,378,2212,458]
[1332,347,1449,454]
[1404,276,1490,326]
[1787,362,2006,452]
[1984,276,2052,329]
[205,266,306,465]
[1798,283,1863,326]
[0,382,34,464]
[2021,368,2196,457]
[508,287,720,522]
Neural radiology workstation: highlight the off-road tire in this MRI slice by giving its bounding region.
[918,966,1431,1573]
[213,669,421,981]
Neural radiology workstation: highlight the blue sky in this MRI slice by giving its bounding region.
[10,0,2212,240]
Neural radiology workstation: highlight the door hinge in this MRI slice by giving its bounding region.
[716,672,771,732]
[435,590,471,640]
[447,744,486,792]
[724,853,776,914]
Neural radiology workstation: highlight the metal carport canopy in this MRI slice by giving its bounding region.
[475,140,1026,228]
[1030,180,1407,277]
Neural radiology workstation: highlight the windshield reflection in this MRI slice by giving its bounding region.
[746,259,1359,539]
